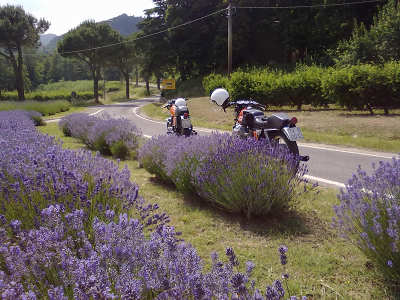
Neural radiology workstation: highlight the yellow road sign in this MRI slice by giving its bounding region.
[161,79,176,90]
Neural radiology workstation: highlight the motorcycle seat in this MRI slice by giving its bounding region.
[253,116,269,129]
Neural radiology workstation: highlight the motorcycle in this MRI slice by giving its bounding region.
[162,98,197,136]
[210,88,309,162]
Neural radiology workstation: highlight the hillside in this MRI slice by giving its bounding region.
[41,14,143,52]
[103,13,143,36]
[39,34,57,47]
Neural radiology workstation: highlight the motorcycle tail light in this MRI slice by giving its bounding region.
[184,112,189,118]
[290,117,298,125]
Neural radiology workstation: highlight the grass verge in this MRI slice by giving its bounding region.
[141,97,400,153]
[0,100,71,116]
[38,123,391,298]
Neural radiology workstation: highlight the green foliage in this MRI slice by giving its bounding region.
[58,20,122,103]
[0,100,70,116]
[334,0,400,65]
[0,4,50,100]
[322,62,400,114]
[0,90,94,101]
[202,74,230,96]
[203,65,329,108]
[204,62,400,114]
[110,141,131,160]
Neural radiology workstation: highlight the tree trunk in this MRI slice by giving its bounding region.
[157,77,161,90]
[125,73,130,99]
[367,104,374,115]
[16,45,25,101]
[146,79,150,96]
[135,67,139,87]
[93,69,99,103]
[384,107,389,116]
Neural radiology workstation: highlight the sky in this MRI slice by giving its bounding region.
[0,0,155,35]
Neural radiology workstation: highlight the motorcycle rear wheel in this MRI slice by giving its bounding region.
[268,131,300,171]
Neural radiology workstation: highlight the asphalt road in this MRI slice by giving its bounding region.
[66,97,398,189]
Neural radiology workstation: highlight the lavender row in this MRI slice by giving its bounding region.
[138,134,310,218]
[59,113,141,160]
[333,158,400,282]
[1,111,306,299]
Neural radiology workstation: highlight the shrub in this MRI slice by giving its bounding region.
[321,62,400,114]
[333,158,400,282]
[139,133,308,218]
[202,73,231,96]
[195,136,306,218]
[137,135,178,182]
[110,140,130,159]
[59,113,141,160]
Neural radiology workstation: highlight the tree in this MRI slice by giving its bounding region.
[58,20,121,103]
[333,0,400,65]
[111,35,139,99]
[0,5,49,100]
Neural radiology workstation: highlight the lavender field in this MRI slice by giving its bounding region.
[0,111,302,299]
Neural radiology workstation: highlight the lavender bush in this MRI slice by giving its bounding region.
[333,158,400,282]
[0,110,163,232]
[59,113,141,159]
[0,205,302,299]
[0,111,311,299]
[139,133,308,217]
[196,137,307,218]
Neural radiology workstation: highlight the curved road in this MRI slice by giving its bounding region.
[61,97,398,189]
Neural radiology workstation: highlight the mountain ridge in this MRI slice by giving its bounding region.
[40,14,143,52]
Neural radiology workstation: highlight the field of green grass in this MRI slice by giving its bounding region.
[142,97,400,153]
[0,100,71,116]
[38,122,392,299]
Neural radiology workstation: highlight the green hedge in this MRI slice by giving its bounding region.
[203,62,400,113]
[322,62,400,114]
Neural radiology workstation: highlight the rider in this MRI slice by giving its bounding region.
[168,98,187,127]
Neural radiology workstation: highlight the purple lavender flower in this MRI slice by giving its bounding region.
[333,157,400,280]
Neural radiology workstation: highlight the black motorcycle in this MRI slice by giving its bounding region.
[221,100,309,162]
[162,98,197,136]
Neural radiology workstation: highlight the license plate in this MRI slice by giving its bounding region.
[181,118,192,129]
[283,127,304,141]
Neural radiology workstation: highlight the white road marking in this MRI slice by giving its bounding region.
[132,107,396,159]
[298,143,395,159]
[89,108,104,116]
[45,108,105,123]
[133,107,164,124]
[303,175,346,189]
[140,132,347,188]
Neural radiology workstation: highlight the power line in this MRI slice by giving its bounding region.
[20,0,383,57]
[18,8,227,57]
[58,8,228,55]
[236,0,382,10]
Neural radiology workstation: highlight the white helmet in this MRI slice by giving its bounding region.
[174,98,187,107]
[210,88,230,106]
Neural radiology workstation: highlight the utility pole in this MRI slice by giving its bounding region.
[228,0,233,77]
